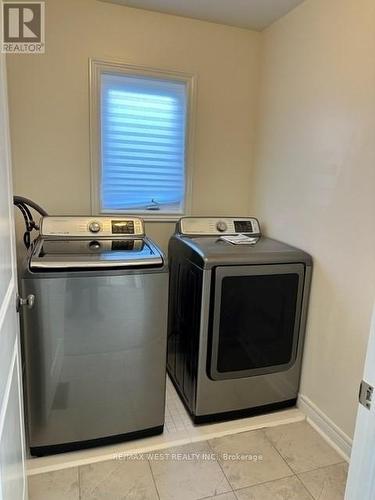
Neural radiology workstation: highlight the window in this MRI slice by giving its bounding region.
[90,60,195,219]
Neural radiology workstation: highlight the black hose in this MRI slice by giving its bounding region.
[14,203,32,248]
[13,196,48,216]
[23,231,31,249]
[13,196,48,249]
[15,202,32,231]
[20,203,33,228]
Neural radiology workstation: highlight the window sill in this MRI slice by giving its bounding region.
[97,212,184,223]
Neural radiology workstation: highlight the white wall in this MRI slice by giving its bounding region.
[252,0,375,437]
[7,0,260,252]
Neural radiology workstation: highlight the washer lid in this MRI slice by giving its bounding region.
[176,235,312,267]
[30,237,164,270]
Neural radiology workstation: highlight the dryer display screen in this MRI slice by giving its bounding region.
[234,221,253,233]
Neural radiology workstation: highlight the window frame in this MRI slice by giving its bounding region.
[89,58,196,221]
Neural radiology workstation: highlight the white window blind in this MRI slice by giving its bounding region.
[100,72,188,214]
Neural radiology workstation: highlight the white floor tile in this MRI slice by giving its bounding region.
[264,422,343,474]
[149,441,231,500]
[298,462,348,500]
[28,468,79,500]
[208,430,293,489]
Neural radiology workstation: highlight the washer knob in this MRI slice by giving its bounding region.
[216,221,227,232]
[89,221,101,233]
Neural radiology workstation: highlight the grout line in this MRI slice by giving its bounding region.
[195,493,234,500]
[259,426,348,495]
[78,466,81,500]
[234,471,299,494]
[231,473,309,496]
[206,427,299,494]
[296,460,348,476]
[293,475,315,499]
[206,438,235,495]
[147,459,161,500]
[259,426,295,476]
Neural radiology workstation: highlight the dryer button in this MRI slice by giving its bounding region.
[216,221,227,232]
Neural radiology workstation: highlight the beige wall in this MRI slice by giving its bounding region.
[7,0,260,252]
[7,0,375,441]
[252,0,375,437]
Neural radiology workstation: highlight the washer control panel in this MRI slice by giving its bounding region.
[178,217,261,236]
[41,216,145,238]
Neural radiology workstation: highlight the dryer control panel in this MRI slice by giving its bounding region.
[40,216,145,238]
[178,217,261,236]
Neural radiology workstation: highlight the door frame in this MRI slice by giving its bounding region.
[345,301,375,499]
[0,53,27,500]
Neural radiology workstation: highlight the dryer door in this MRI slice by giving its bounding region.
[209,264,305,380]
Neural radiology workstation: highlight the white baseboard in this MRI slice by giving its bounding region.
[298,394,352,462]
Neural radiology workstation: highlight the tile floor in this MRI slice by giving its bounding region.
[27,378,305,476]
[28,421,348,500]
[164,377,194,434]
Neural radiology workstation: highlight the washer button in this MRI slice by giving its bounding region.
[89,221,101,233]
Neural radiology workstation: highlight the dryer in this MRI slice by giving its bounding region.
[167,217,312,423]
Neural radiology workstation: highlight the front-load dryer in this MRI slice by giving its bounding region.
[167,217,312,423]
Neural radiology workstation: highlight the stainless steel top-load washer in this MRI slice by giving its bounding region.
[167,217,312,423]
[20,216,168,456]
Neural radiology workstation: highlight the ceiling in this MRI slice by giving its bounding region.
[99,0,306,31]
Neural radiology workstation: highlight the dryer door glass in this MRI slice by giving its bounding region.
[209,264,305,380]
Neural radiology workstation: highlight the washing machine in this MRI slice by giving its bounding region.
[167,217,312,423]
[20,216,168,456]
